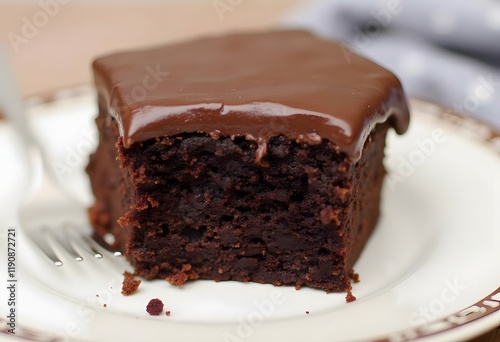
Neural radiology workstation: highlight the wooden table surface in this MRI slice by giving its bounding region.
[0,0,298,98]
[0,1,498,341]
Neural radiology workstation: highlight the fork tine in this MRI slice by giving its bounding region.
[28,225,123,266]
[29,227,64,266]
[90,233,123,257]
[66,226,104,259]
[61,227,85,261]
[45,227,84,262]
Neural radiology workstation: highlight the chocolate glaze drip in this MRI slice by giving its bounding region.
[93,30,409,161]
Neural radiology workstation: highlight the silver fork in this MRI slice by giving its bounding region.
[0,45,121,266]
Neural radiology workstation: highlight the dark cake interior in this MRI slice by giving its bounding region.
[87,30,409,294]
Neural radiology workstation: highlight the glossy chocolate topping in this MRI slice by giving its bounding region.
[93,30,409,160]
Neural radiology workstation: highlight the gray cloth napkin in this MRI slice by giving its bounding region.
[281,0,500,129]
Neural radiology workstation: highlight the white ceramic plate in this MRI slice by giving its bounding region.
[0,89,499,342]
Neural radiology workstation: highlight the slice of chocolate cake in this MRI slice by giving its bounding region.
[87,30,409,294]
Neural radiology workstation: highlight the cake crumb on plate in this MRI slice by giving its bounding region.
[146,298,164,315]
[121,271,141,296]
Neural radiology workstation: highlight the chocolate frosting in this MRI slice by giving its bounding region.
[93,30,409,161]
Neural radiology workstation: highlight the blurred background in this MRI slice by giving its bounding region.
[0,0,297,98]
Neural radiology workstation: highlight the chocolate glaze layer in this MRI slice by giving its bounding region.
[93,30,409,160]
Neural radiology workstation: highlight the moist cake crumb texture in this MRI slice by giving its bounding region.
[121,271,141,296]
[345,291,356,303]
[86,30,410,294]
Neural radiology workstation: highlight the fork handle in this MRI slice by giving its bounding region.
[0,44,54,183]
[0,45,34,144]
